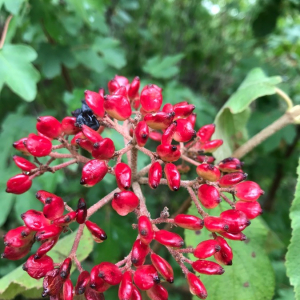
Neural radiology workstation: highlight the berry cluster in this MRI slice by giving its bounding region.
[3,75,264,300]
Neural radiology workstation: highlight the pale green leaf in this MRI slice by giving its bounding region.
[4,0,25,14]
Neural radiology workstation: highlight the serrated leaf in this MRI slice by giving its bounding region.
[0,44,40,101]
[0,227,93,300]
[286,159,300,300]
[185,203,275,300]
[213,68,282,161]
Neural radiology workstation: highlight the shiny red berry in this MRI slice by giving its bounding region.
[112,191,139,216]
[35,225,63,241]
[218,157,243,173]
[75,271,90,295]
[173,119,196,142]
[118,270,133,300]
[13,137,30,155]
[59,257,72,280]
[108,79,120,94]
[161,121,177,145]
[63,278,74,300]
[133,265,160,290]
[218,172,247,187]
[196,164,220,182]
[104,94,132,121]
[174,214,204,230]
[148,162,162,189]
[235,201,263,219]
[3,226,34,248]
[150,253,174,283]
[94,262,122,285]
[192,260,224,275]
[81,124,103,144]
[140,84,163,112]
[214,236,233,265]
[21,210,51,231]
[138,216,154,245]
[6,174,32,194]
[220,231,247,241]
[187,272,207,299]
[154,230,184,248]
[156,144,181,162]
[200,139,223,153]
[62,116,80,135]
[204,216,229,233]
[2,243,32,260]
[85,90,105,118]
[164,163,181,191]
[80,160,108,187]
[131,239,150,267]
[194,239,221,259]
[36,116,62,139]
[173,102,195,119]
[197,124,215,143]
[35,236,59,259]
[52,211,77,226]
[235,181,264,201]
[220,209,250,233]
[76,198,87,224]
[12,155,37,172]
[92,138,115,160]
[128,76,140,100]
[115,163,132,190]
[149,131,162,142]
[25,133,52,157]
[23,254,54,279]
[144,112,174,130]
[134,121,149,147]
[85,220,107,243]
[146,284,168,300]
[197,184,221,209]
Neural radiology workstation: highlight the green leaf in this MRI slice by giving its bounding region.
[0,227,93,299]
[3,0,26,14]
[74,49,107,73]
[213,68,282,161]
[0,44,40,101]
[185,204,275,300]
[142,54,184,79]
[0,192,14,226]
[286,159,300,300]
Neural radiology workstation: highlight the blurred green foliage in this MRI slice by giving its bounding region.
[1,0,300,299]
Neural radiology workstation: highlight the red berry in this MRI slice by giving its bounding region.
[235,181,264,201]
[218,157,243,173]
[112,191,139,216]
[42,268,63,297]
[187,272,207,299]
[3,226,34,248]
[36,116,62,139]
[42,193,65,220]
[220,209,250,233]
[85,286,105,300]
[104,94,132,121]
[62,116,80,135]
[92,138,115,160]
[161,122,177,145]
[35,224,63,241]
[108,79,120,94]
[52,211,77,226]
[75,137,94,153]
[200,139,223,153]
[76,198,87,224]
[75,271,90,295]
[162,103,173,114]
[118,270,133,300]
[194,239,221,259]
[63,278,74,300]
[192,260,224,275]
[196,164,220,182]
[131,239,150,267]
[164,163,181,191]
[196,155,215,164]
[174,214,204,230]
[197,184,221,209]
[173,119,196,142]
[134,121,149,147]
[35,236,59,259]
[2,244,32,260]
[197,124,215,143]
[204,216,229,233]
[59,257,72,280]
[128,76,140,100]
[80,160,108,187]
[138,216,154,245]
[23,254,54,279]
[235,201,262,219]
[131,285,142,300]
[12,155,37,172]
[187,113,197,128]
[21,210,51,231]
[13,137,30,155]
[148,162,162,189]
[114,75,129,86]
[85,220,107,243]
[214,236,233,265]
[144,112,174,130]
[133,265,160,290]
[154,230,184,248]
[81,124,103,144]
[173,102,195,119]
[6,174,32,194]
[140,84,163,112]
[219,172,247,187]
[220,231,247,241]
[150,253,174,283]
[25,133,52,157]
[93,262,122,285]
[146,284,168,300]
[115,163,132,190]
[85,90,105,118]
[149,131,162,142]
[156,144,181,162]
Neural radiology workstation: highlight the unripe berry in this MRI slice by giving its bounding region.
[21,210,51,231]
[196,164,220,182]
[161,121,177,145]
[131,239,150,267]
[220,231,247,241]
[112,191,139,216]
[144,112,174,130]
[6,174,32,194]
[62,116,81,135]
[13,137,30,155]
[36,116,62,139]
[174,214,204,230]
[59,257,72,280]
[53,211,77,226]
[92,138,115,160]
[173,119,196,142]
[148,162,162,189]
[118,270,133,300]
[173,102,195,119]
[85,221,107,243]
[35,236,59,259]
[12,155,37,172]
[63,278,74,300]
[164,163,181,191]
[108,79,120,94]
[35,224,63,241]
[94,262,122,285]
[218,172,247,187]
[131,285,142,300]
[214,236,233,265]
[186,272,207,299]
[25,133,52,157]
[134,121,149,147]
[197,184,221,209]
[156,144,181,162]
[218,157,243,173]
[154,230,184,248]
[235,181,264,201]
[128,76,140,100]
[80,160,108,187]
[197,124,215,143]
[194,239,221,259]
[42,268,63,297]
[192,260,224,275]
[140,84,163,112]
[235,201,262,219]
[2,244,32,260]
[200,139,223,153]
[150,253,174,283]
[146,284,168,300]
[149,131,162,142]
[104,94,132,121]
[115,163,132,190]
[133,265,160,290]
[138,216,154,245]
[220,209,250,233]
[23,254,54,279]
[76,198,87,224]
[85,90,105,118]
[81,124,103,144]
[3,226,34,248]
[204,216,229,233]
[75,271,90,295]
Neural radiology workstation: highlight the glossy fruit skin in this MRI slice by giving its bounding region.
[25,133,52,157]
[154,230,184,248]
[92,138,115,160]
[76,198,87,224]
[21,210,51,231]
[6,174,32,194]
[192,260,224,275]
[161,121,177,145]
[144,112,174,130]
[194,239,221,259]
[140,84,163,112]
[200,139,223,152]
[89,267,110,293]
[235,201,263,219]
[131,239,150,267]
[42,268,63,297]
[148,162,162,189]
[80,160,108,187]
[108,79,120,94]
[42,193,65,220]
[2,243,32,260]
[235,181,264,201]
[138,216,154,245]
[62,116,80,135]
[23,254,54,279]
[218,157,243,172]
[197,124,215,143]
[173,102,195,119]
[162,103,173,114]
[53,211,77,226]
[134,121,149,147]
[75,137,94,153]
[35,236,59,259]
[219,172,247,187]
[131,285,142,300]
[36,116,62,139]
[187,272,207,299]
[94,262,122,285]
[104,94,132,121]
[164,163,181,191]
[59,257,72,279]
[197,184,221,209]
[196,164,220,182]
[156,144,181,162]
[75,271,90,295]
[150,253,174,283]
[13,137,30,154]
[85,90,105,118]
[149,131,162,142]
[174,214,204,230]
[35,225,63,241]
[85,221,107,243]
[214,236,233,265]
[81,124,103,144]
[173,119,196,142]
[133,265,160,290]
[63,278,74,300]
[220,209,250,233]
[204,216,229,233]
[146,284,169,300]
[115,163,132,190]
[112,191,139,216]
[220,231,247,241]
[12,155,37,172]
[3,226,34,248]
[118,270,133,300]
[128,76,140,100]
